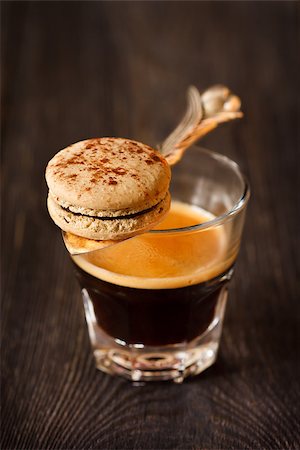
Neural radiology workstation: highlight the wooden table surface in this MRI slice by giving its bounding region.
[1,2,299,449]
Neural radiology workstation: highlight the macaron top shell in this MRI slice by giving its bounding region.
[46,138,171,214]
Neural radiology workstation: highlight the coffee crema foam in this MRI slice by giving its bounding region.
[72,201,237,289]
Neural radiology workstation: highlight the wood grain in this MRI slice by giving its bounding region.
[1,2,299,449]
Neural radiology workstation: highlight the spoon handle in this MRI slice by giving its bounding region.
[159,85,243,166]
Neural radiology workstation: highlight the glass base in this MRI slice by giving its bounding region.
[83,287,228,383]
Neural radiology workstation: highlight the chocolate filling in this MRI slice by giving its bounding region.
[61,200,163,221]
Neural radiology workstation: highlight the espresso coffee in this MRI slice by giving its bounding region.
[73,201,237,346]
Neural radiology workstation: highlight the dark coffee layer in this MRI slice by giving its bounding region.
[75,264,233,346]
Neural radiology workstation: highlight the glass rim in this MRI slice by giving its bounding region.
[149,146,250,235]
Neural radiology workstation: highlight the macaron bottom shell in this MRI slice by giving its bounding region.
[47,192,171,241]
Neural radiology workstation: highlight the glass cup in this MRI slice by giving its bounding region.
[70,146,250,382]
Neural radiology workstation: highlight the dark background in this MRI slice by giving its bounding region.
[1,2,299,449]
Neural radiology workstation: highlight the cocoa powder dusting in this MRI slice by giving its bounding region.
[108,177,118,185]
[112,167,127,175]
[49,139,165,198]
[150,153,161,162]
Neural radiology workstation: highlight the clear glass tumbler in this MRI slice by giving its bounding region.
[71,146,250,382]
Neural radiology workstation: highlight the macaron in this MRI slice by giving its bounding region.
[45,138,171,240]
